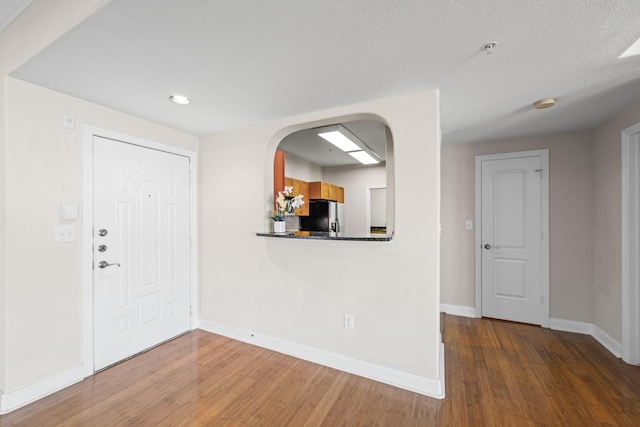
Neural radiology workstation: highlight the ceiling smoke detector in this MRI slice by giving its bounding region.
[482,42,497,54]
[533,97,556,109]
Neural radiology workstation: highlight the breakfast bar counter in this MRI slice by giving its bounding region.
[256,231,393,242]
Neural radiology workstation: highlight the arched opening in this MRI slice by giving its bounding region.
[271,119,394,237]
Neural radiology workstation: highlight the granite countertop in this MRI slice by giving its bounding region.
[256,231,393,241]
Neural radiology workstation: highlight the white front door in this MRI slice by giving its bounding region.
[478,152,547,325]
[93,136,191,370]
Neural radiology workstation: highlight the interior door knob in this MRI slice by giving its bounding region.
[484,244,492,249]
[98,261,120,268]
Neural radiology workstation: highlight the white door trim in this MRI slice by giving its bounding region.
[474,149,550,327]
[83,126,199,377]
[622,122,640,365]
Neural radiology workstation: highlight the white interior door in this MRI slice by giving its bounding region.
[479,153,546,325]
[92,136,191,370]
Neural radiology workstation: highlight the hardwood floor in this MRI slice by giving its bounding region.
[2,315,639,426]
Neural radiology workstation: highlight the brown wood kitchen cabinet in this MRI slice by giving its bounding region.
[284,176,293,189]
[309,181,344,202]
[285,177,309,216]
[336,185,344,203]
[297,179,309,216]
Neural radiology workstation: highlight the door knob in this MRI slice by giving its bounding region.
[98,229,108,236]
[98,261,120,268]
[484,244,492,249]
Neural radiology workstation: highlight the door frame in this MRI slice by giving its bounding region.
[83,126,199,377]
[474,149,550,327]
[622,123,640,365]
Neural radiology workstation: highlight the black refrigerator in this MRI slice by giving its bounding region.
[299,200,344,232]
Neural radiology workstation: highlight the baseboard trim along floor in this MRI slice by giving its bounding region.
[440,304,622,358]
[0,366,84,415]
[199,319,445,399]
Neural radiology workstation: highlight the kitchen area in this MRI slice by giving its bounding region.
[259,120,393,241]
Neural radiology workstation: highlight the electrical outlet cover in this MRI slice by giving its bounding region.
[55,225,77,242]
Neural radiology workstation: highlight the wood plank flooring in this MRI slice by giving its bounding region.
[1,315,639,426]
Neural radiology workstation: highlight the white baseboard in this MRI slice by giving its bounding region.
[592,325,623,358]
[549,318,593,335]
[439,339,446,398]
[440,303,476,318]
[550,318,622,358]
[0,365,84,415]
[199,319,444,399]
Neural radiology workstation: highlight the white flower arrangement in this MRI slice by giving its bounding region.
[271,185,304,221]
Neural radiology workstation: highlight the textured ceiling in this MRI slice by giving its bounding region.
[11,0,640,148]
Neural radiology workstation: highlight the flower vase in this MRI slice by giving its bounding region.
[273,221,286,233]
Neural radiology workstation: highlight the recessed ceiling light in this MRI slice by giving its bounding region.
[168,94,191,105]
[619,37,640,59]
[533,97,556,109]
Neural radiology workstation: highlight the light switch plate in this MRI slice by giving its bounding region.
[55,225,76,243]
[63,114,75,129]
[465,220,473,230]
[61,202,79,220]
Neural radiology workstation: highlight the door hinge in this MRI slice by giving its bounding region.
[190,305,193,315]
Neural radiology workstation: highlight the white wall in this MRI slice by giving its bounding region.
[323,164,386,235]
[199,90,442,388]
[283,151,323,182]
[2,77,198,394]
[0,0,111,397]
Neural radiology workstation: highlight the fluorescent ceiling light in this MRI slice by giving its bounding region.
[317,126,361,152]
[316,124,381,165]
[168,94,191,105]
[348,150,380,165]
[619,37,640,59]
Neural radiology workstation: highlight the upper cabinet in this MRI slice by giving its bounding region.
[285,176,310,216]
[309,181,344,202]
[296,179,310,216]
[336,185,344,203]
